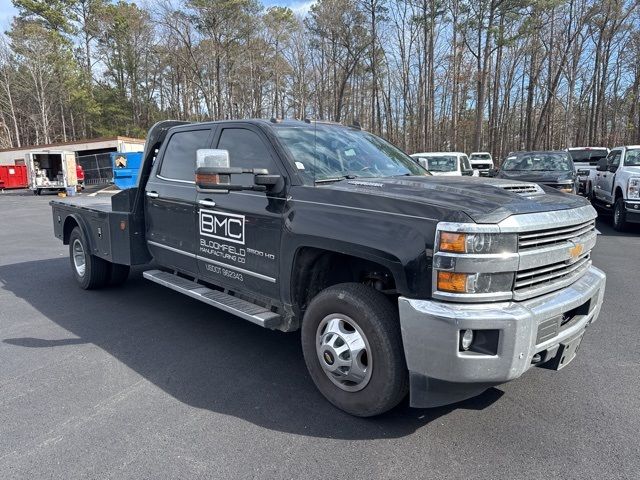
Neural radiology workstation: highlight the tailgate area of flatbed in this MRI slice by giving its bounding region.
[50,194,150,266]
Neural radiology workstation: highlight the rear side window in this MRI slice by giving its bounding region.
[217,128,279,186]
[461,155,472,171]
[160,129,212,181]
[569,149,608,165]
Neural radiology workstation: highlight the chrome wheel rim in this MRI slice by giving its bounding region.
[316,314,372,392]
[72,239,86,277]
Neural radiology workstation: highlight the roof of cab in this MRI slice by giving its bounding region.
[411,152,466,157]
[169,118,361,130]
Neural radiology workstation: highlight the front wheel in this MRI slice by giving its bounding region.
[613,197,628,231]
[301,283,408,417]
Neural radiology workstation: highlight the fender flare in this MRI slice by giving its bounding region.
[62,213,96,254]
[281,237,408,306]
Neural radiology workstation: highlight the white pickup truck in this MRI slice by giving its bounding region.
[567,147,609,196]
[592,146,640,230]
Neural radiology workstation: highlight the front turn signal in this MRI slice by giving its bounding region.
[439,232,467,253]
[437,271,470,293]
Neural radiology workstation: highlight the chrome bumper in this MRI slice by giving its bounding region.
[398,266,606,407]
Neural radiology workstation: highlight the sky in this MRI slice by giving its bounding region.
[0,0,315,26]
[0,1,15,26]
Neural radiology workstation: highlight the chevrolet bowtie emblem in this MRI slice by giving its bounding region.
[569,242,583,260]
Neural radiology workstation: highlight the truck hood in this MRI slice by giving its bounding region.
[496,170,574,184]
[623,166,640,176]
[321,176,588,224]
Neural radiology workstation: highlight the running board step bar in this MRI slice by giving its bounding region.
[143,269,281,329]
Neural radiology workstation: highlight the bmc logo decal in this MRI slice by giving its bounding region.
[200,209,245,245]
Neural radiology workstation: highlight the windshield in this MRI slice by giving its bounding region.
[273,124,428,183]
[417,156,457,172]
[470,154,490,160]
[502,153,572,171]
[569,149,608,165]
[625,149,640,166]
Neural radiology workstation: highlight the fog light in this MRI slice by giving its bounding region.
[461,329,474,351]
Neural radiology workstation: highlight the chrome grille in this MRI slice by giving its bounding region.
[518,219,595,250]
[433,205,597,303]
[515,253,591,291]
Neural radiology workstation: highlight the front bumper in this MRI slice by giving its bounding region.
[577,177,588,193]
[398,266,606,407]
[624,200,640,223]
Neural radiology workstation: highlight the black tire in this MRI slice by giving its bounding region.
[68,227,110,289]
[108,263,130,287]
[301,283,409,417]
[613,197,628,231]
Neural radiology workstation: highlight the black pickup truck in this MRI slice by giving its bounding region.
[51,119,606,417]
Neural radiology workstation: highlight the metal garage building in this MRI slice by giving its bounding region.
[0,136,145,185]
[0,137,145,165]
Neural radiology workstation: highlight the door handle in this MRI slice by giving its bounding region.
[198,199,216,208]
[146,191,159,198]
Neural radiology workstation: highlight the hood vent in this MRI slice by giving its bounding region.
[498,183,545,196]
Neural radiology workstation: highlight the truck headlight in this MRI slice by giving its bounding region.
[438,232,517,254]
[556,181,575,194]
[436,271,514,294]
[628,178,640,199]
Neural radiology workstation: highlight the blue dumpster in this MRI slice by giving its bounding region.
[111,152,143,189]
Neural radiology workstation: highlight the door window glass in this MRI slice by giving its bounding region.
[160,129,212,181]
[217,128,279,186]
[607,152,621,169]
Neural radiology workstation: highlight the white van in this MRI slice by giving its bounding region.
[469,152,494,176]
[25,150,78,195]
[411,152,474,176]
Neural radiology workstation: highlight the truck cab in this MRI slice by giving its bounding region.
[567,147,609,196]
[410,152,474,176]
[468,152,494,177]
[50,119,607,417]
[592,146,640,230]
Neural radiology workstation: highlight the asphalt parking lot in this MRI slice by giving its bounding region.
[1,190,639,480]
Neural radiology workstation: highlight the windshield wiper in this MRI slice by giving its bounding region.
[315,174,359,184]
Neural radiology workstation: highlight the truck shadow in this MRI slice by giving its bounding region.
[0,258,502,440]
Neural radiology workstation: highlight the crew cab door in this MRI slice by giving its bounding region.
[595,149,620,203]
[145,126,214,274]
[195,125,286,300]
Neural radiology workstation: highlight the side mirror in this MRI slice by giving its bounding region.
[488,168,499,177]
[596,158,608,172]
[195,149,282,193]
